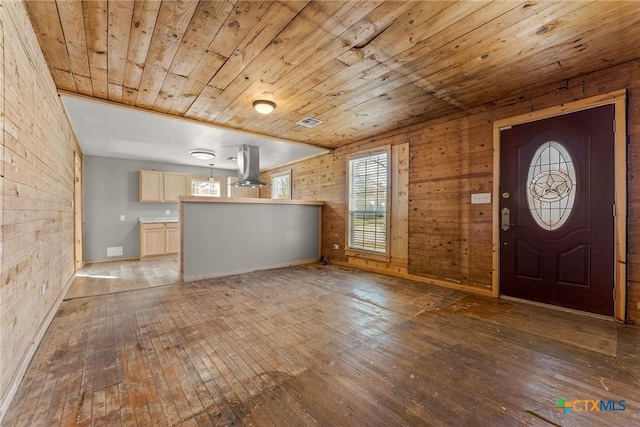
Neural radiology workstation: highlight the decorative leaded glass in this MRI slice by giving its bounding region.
[526,141,576,230]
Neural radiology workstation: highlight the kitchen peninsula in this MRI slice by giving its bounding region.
[179,196,323,282]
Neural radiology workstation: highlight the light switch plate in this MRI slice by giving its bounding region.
[166,210,171,216]
[471,193,491,204]
[120,215,125,221]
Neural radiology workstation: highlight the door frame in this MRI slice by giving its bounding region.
[491,89,627,322]
[74,151,83,269]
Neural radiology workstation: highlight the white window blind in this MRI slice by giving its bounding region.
[348,151,388,253]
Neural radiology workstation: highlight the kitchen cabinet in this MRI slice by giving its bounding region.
[227,176,260,198]
[164,172,189,202]
[140,221,179,258]
[140,223,166,257]
[139,170,164,202]
[166,223,180,254]
[139,170,189,202]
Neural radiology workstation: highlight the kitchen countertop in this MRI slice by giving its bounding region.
[179,196,324,206]
[138,217,179,223]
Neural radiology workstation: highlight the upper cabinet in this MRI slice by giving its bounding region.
[164,172,189,202]
[139,170,189,203]
[226,176,259,198]
[139,170,164,202]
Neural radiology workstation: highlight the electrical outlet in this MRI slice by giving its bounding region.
[165,210,171,216]
[120,215,126,221]
[40,282,47,295]
[333,244,339,250]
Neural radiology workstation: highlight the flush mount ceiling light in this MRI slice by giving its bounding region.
[253,100,276,114]
[190,149,216,160]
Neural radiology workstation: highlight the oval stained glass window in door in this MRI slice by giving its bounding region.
[526,141,576,230]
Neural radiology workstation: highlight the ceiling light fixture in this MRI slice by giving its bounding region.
[253,100,276,114]
[190,149,216,160]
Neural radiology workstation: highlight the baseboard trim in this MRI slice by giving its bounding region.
[181,258,319,283]
[404,273,493,296]
[83,256,142,265]
[331,260,493,297]
[0,272,75,423]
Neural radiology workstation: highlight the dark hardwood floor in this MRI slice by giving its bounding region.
[4,264,639,426]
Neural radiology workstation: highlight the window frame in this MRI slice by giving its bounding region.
[190,176,222,197]
[346,146,391,258]
[271,170,292,200]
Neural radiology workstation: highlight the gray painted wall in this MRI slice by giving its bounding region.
[83,155,237,262]
[182,201,320,280]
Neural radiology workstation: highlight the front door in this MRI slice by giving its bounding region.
[499,105,615,316]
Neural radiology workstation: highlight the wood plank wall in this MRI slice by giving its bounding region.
[0,1,81,419]
[263,58,640,324]
[261,143,410,278]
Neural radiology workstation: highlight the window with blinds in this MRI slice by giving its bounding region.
[348,151,389,254]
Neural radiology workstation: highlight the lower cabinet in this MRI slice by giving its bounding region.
[166,223,180,254]
[140,222,179,258]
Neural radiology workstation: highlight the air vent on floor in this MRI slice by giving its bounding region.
[296,117,323,128]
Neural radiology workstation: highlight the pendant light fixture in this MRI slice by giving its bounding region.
[253,100,276,114]
[209,163,216,183]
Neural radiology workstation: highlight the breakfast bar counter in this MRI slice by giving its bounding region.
[179,196,323,282]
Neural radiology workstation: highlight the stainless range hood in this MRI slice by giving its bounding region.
[232,144,266,188]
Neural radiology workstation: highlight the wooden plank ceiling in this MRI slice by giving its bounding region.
[25,1,640,150]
